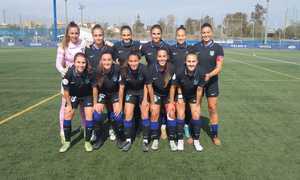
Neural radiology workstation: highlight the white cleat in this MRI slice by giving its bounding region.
[177,139,184,151]
[151,139,159,151]
[109,128,116,141]
[169,140,177,151]
[193,140,204,152]
[59,142,71,153]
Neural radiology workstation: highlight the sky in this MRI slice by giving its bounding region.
[1,0,299,28]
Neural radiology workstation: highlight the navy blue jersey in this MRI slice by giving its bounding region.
[191,40,224,75]
[113,40,141,66]
[141,40,171,66]
[148,63,176,97]
[62,66,94,97]
[120,64,151,95]
[174,65,206,99]
[92,64,121,95]
[85,43,114,71]
[169,42,192,68]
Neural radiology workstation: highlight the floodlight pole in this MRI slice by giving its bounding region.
[264,0,270,44]
[64,0,68,26]
[53,0,58,41]
[79,4,85,26]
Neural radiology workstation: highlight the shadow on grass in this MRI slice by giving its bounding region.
[201,116,211,138]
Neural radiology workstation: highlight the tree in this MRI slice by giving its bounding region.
[157,18,167,35]
[166,14,176,38]
[132,14,145,36]
[250,3,267,38]
[185,18,200,35]
[284,21,300,39]
[223,12,248,38]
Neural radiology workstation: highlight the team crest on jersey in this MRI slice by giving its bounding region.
[172,74,176,80]
[210,50,215,56]
[118,50,124,54]
[193,79,199,85]
[112,76,118,82]
[62,79,69,85]
[172,52,177,56]
[71,96,77,102]
[147,52,152,56]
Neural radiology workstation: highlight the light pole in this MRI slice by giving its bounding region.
[64,0,68,26]
[53,0,58,41]
[79,4,85,26]
[264,0,270,44]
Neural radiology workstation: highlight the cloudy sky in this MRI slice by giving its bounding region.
[1,0,299,28]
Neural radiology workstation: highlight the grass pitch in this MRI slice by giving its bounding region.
[0,48,299,180]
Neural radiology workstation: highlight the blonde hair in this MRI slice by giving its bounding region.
[61,21,80,49]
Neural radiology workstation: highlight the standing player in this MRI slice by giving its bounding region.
[55,21,86,144]
[85,24,113,72]
[191,23,224,145]
[169,25,193,144]
[141,24,170,66]
[141,24,170,139]
[148,48,177,151]
[113,25,141,66]
[120,52,152,152]
[59,52,94,152]
[173,53,206,151]
[92,52,126,150]
[169,25,192,67]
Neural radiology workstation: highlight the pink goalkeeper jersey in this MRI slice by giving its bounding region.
[55,39,86,76]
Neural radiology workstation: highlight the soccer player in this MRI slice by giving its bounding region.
[120,52,152,152]
[148,48,177,151]
[141,24,170,66]
[85,24,115,142]
[173,53,206,151]
[55,21,86,145]
[191,23,224,145]
[59,52,94,153]
[141,24,170,139]
[169,25,193,143]
[92,52,126,150]
[85,24,114,72]
[169,25,192,67]
[113,25,141,66]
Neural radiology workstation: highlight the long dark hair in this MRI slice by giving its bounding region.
[95,52,113,88]
[120,51,141,79]
[73,52,90,73]
[157,48,171,87]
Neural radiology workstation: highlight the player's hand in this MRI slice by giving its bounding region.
[61,67,68,77]
[94,103,103,113]
[205,73,211,81]
[105,40,114,47]
[141,100,149,109]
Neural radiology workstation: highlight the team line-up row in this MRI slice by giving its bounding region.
[56,21,224,153]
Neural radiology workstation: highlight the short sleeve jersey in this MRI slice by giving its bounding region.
[148,63,176,97]
[62,66,93,97]
[191,40,224,75]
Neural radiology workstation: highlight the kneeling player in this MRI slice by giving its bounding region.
[148,48,176,151]
[120,52,151,152]
[92,52,125,149]
[59,52,94,153]
[173,53,206,151]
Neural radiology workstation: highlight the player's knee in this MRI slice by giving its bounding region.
[208,105,217,114]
